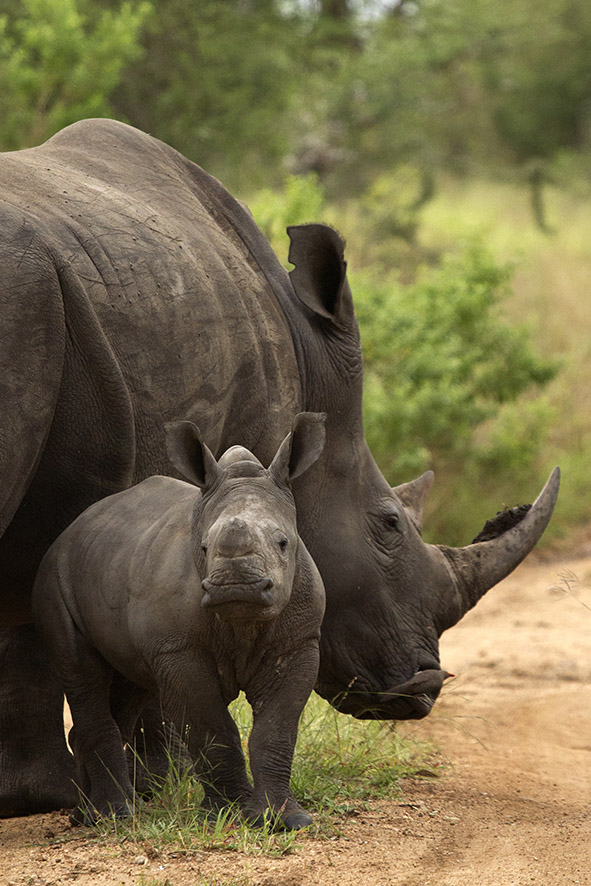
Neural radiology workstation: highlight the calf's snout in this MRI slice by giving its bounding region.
[213,516,255,558]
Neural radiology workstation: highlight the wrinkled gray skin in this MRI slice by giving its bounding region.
[0,119,559,816]
[32,413,326,830]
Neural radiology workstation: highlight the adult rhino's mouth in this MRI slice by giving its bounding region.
[318,668,451,721]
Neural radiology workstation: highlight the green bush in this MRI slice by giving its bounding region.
[354,243,557,476]
[248,172,329,264]
[250,182,558,546]
[0,0,150,150]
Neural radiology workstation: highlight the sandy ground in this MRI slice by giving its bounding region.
[0,546,589,885]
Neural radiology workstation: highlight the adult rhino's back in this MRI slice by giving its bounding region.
[0,118,302,469]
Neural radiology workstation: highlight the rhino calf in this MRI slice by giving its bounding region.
[32,413,326,830]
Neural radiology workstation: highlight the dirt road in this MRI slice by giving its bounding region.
[1,550,589,885]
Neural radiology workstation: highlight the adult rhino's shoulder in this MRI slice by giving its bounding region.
[37,118,181,180]
[44,118,156,152]
[33,118,227,217]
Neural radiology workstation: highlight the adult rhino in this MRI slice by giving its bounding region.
[0,118,558,816]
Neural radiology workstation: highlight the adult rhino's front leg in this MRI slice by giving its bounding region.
[0,626,78,816]
[245,640,320,830]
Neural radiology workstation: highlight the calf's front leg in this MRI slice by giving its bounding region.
[155,652,252,812]
[246,640,319,830]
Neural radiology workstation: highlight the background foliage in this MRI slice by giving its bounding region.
[1,0,590,544]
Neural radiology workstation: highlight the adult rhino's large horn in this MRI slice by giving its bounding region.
[438,467,560,627]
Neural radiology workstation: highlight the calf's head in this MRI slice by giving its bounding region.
[166,412,326,623]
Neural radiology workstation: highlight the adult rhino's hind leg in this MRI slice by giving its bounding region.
[0,625,78,817]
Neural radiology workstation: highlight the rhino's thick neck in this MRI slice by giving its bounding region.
[298,320,365,420]
[292,422,379,567]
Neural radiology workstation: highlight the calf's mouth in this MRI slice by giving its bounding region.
[201,575,274,609]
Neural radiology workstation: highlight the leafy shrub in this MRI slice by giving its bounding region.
[354,243,557,484]
[0,0,150,150]
[248,172,329,263]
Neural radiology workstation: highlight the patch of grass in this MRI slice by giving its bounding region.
[95,767,298,857]
[290,693,438,824]
[93,692,436,854]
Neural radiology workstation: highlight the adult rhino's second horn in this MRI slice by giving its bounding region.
[438,467,560,623]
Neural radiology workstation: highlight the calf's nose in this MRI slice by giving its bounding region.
[214,517,254,558]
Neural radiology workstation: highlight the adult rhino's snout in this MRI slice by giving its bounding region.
[325,668,451,721]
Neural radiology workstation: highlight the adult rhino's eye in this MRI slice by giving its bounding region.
[278,535,288,552]
[201,542,208,555]
[383,509,401,530]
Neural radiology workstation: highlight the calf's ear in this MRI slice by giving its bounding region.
[269,412,326,485]
[165,421,221,489]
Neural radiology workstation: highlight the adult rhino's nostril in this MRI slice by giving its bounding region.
[260,576,274,591]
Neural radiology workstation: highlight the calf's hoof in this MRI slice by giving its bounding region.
[282,810,313,830]
[246,804,313,831]
[69,799,136,827]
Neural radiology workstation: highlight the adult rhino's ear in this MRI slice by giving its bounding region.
[165,421,221,490]
[269,412,327,485]
[392,470,434,535]
[287,224,355,326]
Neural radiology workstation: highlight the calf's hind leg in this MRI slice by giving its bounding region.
[64,648,137,825]
[109,675,186,797]
[35,608,137,824]
[33,559,137,824]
